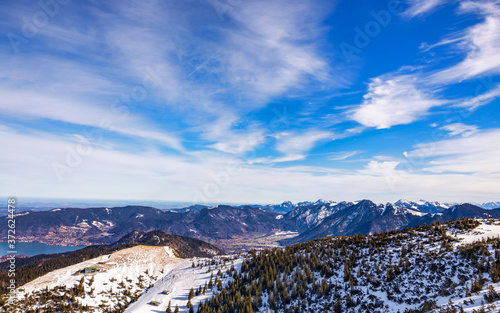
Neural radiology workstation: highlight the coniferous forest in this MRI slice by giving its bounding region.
[3,218,500,312]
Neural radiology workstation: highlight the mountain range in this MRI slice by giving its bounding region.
[2,205,282,247]
[2,199,500,250]
[6,218,500,313]
[260,198,500,213]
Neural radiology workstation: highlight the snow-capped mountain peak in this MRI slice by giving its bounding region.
[392,199,448,214]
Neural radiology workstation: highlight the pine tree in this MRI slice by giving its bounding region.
[321,278,328,294]
[208,274,213,289]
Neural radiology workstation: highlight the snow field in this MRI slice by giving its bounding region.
[125,256,243,313]
[449,220,500,245]
[18,245,183,311]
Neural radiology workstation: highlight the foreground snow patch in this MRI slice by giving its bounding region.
[449,220,500,245]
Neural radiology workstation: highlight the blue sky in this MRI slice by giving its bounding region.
[1,0,499,204]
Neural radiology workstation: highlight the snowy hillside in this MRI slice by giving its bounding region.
[450,221,500,245]
[14,245,181,312]
[196,218,500,313]
[2,245,243,313]
[125,256,243,313]
[5,218,500,312]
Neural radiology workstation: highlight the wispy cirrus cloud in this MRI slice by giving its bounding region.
[429,1,500,84]
[0,0,343,158]
[273,130,333,162]
[405,128,500,173]
[217,0,341,102]
[328,151,362,161]
[440,123,478,137]
[0,3,186,151]
[401,0,449,18]
[98,0,342,154]
[208,124,267,154]
[351,0,500,130]
[0,87,184,151]
[457,83,500,110]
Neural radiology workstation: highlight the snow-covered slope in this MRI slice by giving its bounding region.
[16,245,181,311]
[125,256,243,312]
[197,218,500,313]
[5,244,244,313]
[449,220,500,245]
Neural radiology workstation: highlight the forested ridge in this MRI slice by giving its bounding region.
[4,218,500,313]
[197,218,500,313]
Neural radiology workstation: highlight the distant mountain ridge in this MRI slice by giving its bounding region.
[407,203,500,228]
[392,199,449,213]
[2,199,500,250]
[474,201,500,210]
[238,198,499,214]
[0,205,282,246]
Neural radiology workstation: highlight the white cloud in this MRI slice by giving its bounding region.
[457,83,500,110]
[352,1,500,131]
[360,160,401,175]
[350,74,445,129]
[94,0,341,154]
[131,1,336,104]
[402,0,448,18]
[0,51,120,97]
[429,1,500,84]
[272,155,308,163]
[405,128,500,173]
[194,113,268,154]
[209,129,266,154]
[328,151,361,161]
[440,123,478,137]
[0,88,184,151]
[217,0,341,102]
[0,6,186,152]
[274,130,333,161]
[1,126,499,204]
